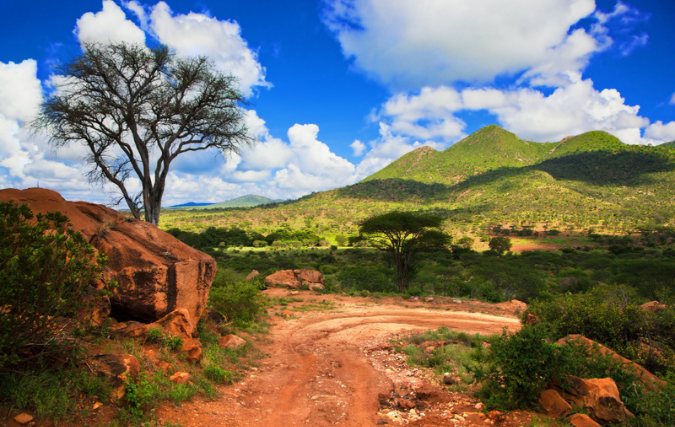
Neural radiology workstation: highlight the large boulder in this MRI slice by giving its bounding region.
[0,188,216,323]
[264,269,324,289]
[557,376,632,424]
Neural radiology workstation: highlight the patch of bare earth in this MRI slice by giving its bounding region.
[156,290,541,427]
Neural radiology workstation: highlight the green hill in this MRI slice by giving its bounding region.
[161,125,675,235]
[366,125,550,185]
[331,125,675,231]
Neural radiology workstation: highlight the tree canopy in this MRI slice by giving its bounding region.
[35,42,253,225]
[359,211,451,292]
[489,236,513,253]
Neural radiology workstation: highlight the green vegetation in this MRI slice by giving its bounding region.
[0,203,267,425]
[358,211,451,291]
[488,236,512,253]
[0,201,109,367]
[160,125,675,241]
[526,285,675,375]
[208,269,266,326]
[469,323,675,427]
[197,243,675,304]
[393,327,483,390]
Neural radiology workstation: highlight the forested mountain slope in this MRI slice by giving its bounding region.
[162,125,675,235]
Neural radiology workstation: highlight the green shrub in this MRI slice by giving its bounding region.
[168,384,196,405]
[0,202,108,367]
[124,372,154,418]
[471,325,566,409]
[165,335,184,351]
[145,327,164,343]
[203,365,233,384]
[208,276,264,326]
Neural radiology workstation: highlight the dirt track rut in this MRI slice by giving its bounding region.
[157,291,522,427]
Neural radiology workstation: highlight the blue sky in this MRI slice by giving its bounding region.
[1,0,674,205]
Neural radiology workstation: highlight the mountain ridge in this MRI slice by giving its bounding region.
[168,194,283,210]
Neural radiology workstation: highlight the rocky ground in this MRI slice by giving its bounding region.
[154,290,542,427]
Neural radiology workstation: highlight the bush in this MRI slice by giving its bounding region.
[471,325,566,409]
[0,202,107,367]
[525,285,647,352]
[208,272,264,325]
[203,365,233,384]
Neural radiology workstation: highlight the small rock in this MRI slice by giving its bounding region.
[475,402,483,410]
[219,334,246,349]
[169,372,191,384]
[245,270,260,281]
[14,413,33,425]
[488,410,505,421]
[93,402,103,410]
[395,398,416,410]
[640,301,667,312]
[567,413,601,427]
[424,297,434,302]
[309,283,325,292]
[538,389,572,419]
[443,374,459,385]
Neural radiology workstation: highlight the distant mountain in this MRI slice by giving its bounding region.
[663,141,675,148]
[169,195,283,210]
[168,202,215,208]
[207,195,284,209]
[364,125,632,185]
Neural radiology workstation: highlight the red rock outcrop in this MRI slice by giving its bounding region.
[0,188,216,323]
[264,269,324,289]
[556,335,666,390]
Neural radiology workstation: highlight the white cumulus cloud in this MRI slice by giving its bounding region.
[350,139,366,156]
[323,0,602,89]
[373,77,675,147]
[645,121,675,143]
[148,2,269,96]
[75,0,146,46]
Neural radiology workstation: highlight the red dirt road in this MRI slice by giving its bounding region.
[157,291,524,427]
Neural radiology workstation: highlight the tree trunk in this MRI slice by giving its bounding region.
[144,191,162,226]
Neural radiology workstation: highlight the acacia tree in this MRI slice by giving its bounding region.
[489,236,513,253]
[359,211,451,292]
[35,42,253,225]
